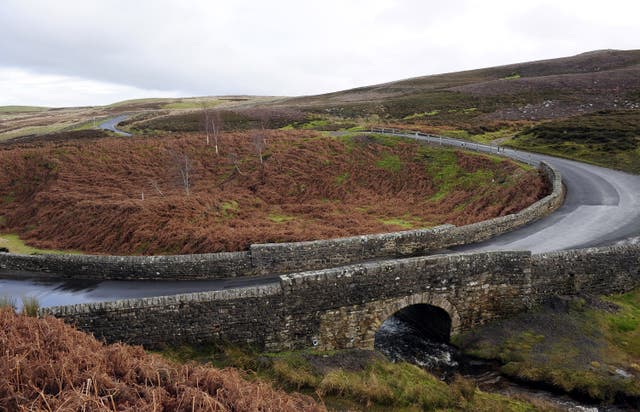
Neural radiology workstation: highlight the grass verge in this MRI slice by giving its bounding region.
[0,233,80,255]
[160,345,555,411]
[506,110,640,174]
[455,289,640,404]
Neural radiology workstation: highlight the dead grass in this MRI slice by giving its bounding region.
[0,130,547,255]
[0,308,323,411]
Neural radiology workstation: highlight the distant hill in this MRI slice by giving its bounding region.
[280,49,640,123]
[2,50,639,140]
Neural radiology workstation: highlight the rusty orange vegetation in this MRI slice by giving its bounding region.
[0,308,323,411]
[0,130,548,255]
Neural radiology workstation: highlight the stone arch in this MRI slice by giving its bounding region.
[316,292,462,351]
[364,292,461,349]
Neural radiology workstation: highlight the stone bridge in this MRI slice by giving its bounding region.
[41,245,640,350]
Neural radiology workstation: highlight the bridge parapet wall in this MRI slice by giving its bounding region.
[531,245,640,298]
[279,251,533,350]
[0,251,254,280]
[40,284,285,349]
[39,245,640,350]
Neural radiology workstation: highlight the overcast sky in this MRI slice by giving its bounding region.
[1,0,638,107]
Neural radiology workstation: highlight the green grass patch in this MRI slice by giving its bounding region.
[0,233,81,255]
[371,133,403,147]
[379,217,414,229]
[605,289,640,356]
[378,214,425,229]
[158,344,545,411]
[441,129,472,140]
[507,110,640,174]
[376,154,403,172]
[403,112,428,121]
[468,128,517,144]
[335,172,349,185]
[106,98,167,108]
[268,213,295,223]
[0,296,17,310]
[162,100,221,109]
[0,106,49,113]
[457,290,640,403]
[220,200,239,218]
[21,296,40,317]
[502,73,521,80]
[0,124,70,141]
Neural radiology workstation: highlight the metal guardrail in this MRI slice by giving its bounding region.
[369,127,539,167]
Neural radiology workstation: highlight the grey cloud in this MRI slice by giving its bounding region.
[0,0,638,106]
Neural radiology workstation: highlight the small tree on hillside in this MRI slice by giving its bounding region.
[202,106,223,155]
[179,153,191,196]
[253,132,266,165]
[170,151,192,196]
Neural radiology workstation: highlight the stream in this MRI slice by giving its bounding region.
[374,316,628,412]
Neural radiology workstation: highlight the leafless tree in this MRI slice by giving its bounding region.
[228,152,244,175]
[169,152,192,196]
[202,106,223,155]
[180,154,191,196]
[149,179,165,197]
[253,132,266,165]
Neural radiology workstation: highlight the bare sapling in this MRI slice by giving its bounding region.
[149,179,165,197]
[202,106,222,155]
[228,152,244,175]
[253,132,266,165]
[171,151,192,196]
[202,105,211,146]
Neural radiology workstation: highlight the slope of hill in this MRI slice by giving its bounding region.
[283,49,640,121]
[2,49,638,141]
[508,109,640,174]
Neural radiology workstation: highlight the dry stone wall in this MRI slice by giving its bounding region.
[40,244,640,351]
[531,245,640,298]
[0,251,254,280]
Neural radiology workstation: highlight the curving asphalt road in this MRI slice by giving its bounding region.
[400,131,640,253]
[99,115,132,136]
[2,130,640,307]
